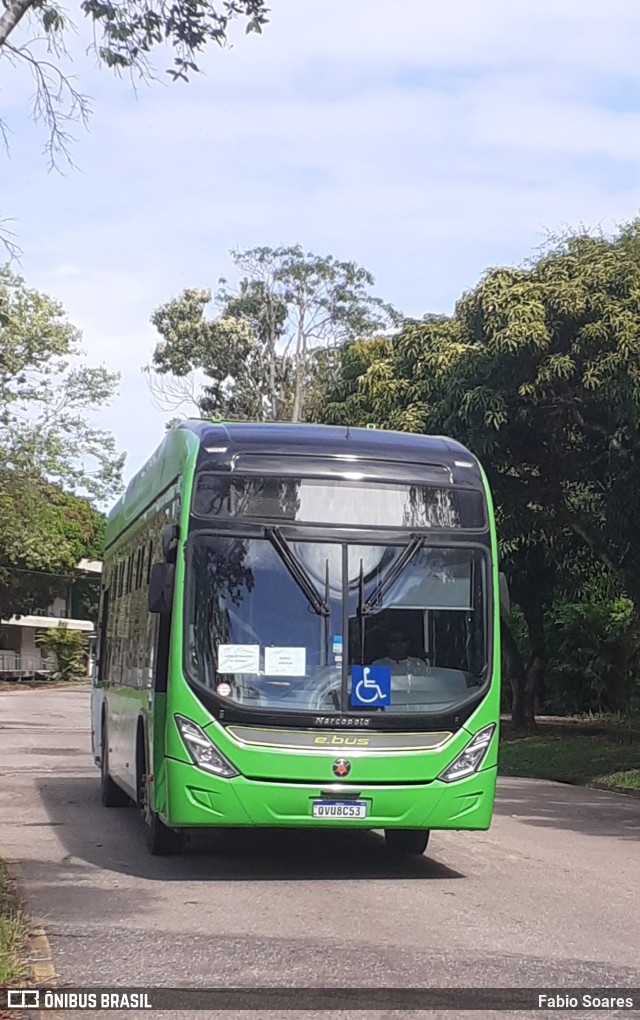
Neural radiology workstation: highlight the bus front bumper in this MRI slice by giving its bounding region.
[162,759,497,831]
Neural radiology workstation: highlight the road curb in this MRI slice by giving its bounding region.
[588,781,640,800]
[1,852,61,1020]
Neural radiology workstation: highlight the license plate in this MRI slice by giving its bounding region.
[311,800,368,819]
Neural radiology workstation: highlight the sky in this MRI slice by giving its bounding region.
[4,0,640,492]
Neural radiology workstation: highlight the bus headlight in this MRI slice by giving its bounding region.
[175,715,240,778]
[438,724,495,783]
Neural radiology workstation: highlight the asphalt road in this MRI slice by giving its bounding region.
[1,687,639,1019]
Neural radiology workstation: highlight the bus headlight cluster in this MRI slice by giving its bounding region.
[175,715,239,778]
[438,724,495,783]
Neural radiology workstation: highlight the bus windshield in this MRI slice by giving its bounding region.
[186,536,488,716]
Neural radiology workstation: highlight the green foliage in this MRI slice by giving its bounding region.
[70,576,101,623]
[0,472,105,618]
[0,863,27,987]
[76,0,269,81]
[0,472,103,571]
[597,769,640,790]
[149,246,399,423]
[0,265,124,501]
[151,288,253,378]
[0,267,116,617]
[36,624,87,680]
[545,586,639,716]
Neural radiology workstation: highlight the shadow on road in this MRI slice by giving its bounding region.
[36,776,466,883]
[495,778,640,840]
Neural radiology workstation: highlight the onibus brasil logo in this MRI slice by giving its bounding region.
[6,989,153,1009]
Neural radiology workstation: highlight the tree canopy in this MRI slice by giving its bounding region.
[147,244,400,423]
[0,470,104,617]
[0,265,121,616]
[0,265,123,499]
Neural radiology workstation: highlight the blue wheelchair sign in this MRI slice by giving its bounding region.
[351,665,391,707]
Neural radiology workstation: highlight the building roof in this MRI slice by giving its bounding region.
[1,615,95,632]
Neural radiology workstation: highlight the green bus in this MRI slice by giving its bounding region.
[92,421,501,856]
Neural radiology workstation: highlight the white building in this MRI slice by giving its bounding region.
[0,559,101,679]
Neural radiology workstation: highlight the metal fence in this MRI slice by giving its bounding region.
[0,652,55,677]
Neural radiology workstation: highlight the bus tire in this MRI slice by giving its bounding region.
[146,808,185,856]
[136,733,184,856]
[100,721,129,808]
[384,829,430,855]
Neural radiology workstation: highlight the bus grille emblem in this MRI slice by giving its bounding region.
[332,758,351,778]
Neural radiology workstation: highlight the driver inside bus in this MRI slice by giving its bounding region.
[373,627,430,675]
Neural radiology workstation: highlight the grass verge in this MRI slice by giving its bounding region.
[0,861,28,986]
[0,677,90,692]
[499,733,640,789]
[593,769,640,791]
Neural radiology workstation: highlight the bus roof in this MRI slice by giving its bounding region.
[106,420,484,548]
[186,419,479,471]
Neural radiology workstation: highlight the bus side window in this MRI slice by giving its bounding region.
[97,588,110,684]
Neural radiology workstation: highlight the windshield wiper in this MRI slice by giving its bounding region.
[361,535,425,615]
[357,556,366,662]
[265,527,330,617]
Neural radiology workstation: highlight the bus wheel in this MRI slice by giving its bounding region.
[100,723,129,808]
[146,808,185,856]
[384,829,430,855]
[136,744,184,856]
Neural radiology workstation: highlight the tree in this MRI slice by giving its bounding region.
[0,0,269,167]
[36,622,87,679]
[268,246,400,422]
[0,264,123,499]
[0,265,120,616]
[148,287,259,419]
[214,258,290,419]
[545,577,639,717]
[148,245,400,423]
[419,229,640,612]
[0,469,105,617]
[322,221,640,729]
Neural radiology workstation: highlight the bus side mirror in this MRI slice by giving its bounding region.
[148,562,175,614]
[162,524,180,564]
[499,572,510,619]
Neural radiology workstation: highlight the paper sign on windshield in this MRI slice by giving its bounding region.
[264,646,306,677]
[218,644,260,674]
